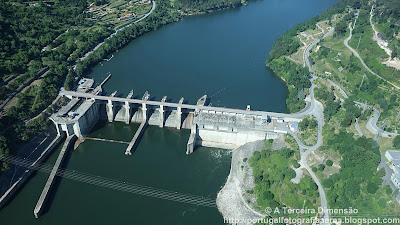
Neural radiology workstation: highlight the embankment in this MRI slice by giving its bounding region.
[216,140,266,224]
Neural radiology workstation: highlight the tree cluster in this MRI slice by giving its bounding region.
[299,117,318,131]
[323,132,381,210]
[250,145,319,212]
[174,0,242,13]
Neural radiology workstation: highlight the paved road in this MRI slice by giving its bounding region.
[301,27,335,225]
[323,79,398,138]
[327,79,348,99]
[291,96,329,225]
[344,21,400,90]
[353,100,398,137]
[365,107,398,137]
[304,28,335,71]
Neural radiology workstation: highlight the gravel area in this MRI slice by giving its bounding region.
[290,166,304,184]
[216,140,266,224]
[271,136,286,151]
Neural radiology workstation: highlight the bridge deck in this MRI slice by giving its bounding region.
[125,120,148,155]
[61,90,299,119]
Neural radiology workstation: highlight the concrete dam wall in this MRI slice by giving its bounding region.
[197,129,280,149]
[52,98,290,154]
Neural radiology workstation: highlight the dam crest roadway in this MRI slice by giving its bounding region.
[51,76,316,154]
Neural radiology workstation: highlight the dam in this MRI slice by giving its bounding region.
[50,80,300,155]
[30,79,301,218]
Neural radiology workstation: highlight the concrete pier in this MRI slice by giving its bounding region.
[125,121,148,155]
[177,97,184,130]
[123,102,130,124]
[186,125,197,154]
[124,90,133,124]
[106,91,117,122]
[141,91,150,121]
[159,96,167,128]
[34,135,77,218]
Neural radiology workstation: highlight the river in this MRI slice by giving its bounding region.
[0,0,337,224]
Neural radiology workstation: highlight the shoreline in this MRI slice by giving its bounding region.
[216,140,267,224]
[77,2,246,74]
[0,133,64,209]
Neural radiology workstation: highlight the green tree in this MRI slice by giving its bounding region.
[64,68,75,91]
[393,136,400,149]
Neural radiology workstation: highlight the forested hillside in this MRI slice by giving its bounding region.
[174,0,242,13]
[374,0,400,58]
[0,0,87,79]
[264,0,400,217]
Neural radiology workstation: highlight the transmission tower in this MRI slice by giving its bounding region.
[356,36,362,50]
[359,73,366,90]
[375,121,388,143]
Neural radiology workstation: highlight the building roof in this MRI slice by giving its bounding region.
[289,121,299,131]
[393,160,400,173]
[386,150,400,161]
[393,172,400,183]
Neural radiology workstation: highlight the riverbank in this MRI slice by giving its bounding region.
[216,140,266,224]
[76,0,246,76]
[0,131,64,210]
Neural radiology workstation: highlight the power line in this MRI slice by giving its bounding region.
[1,155,217,208]
[209,57,263,98]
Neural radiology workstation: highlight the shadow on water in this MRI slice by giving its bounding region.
[87,119,108,135]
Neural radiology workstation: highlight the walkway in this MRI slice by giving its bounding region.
[60,89,312,119]
[34,135,76,218]
[84,137,130,144]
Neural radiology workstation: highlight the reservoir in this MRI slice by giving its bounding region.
[0,0,338,224]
